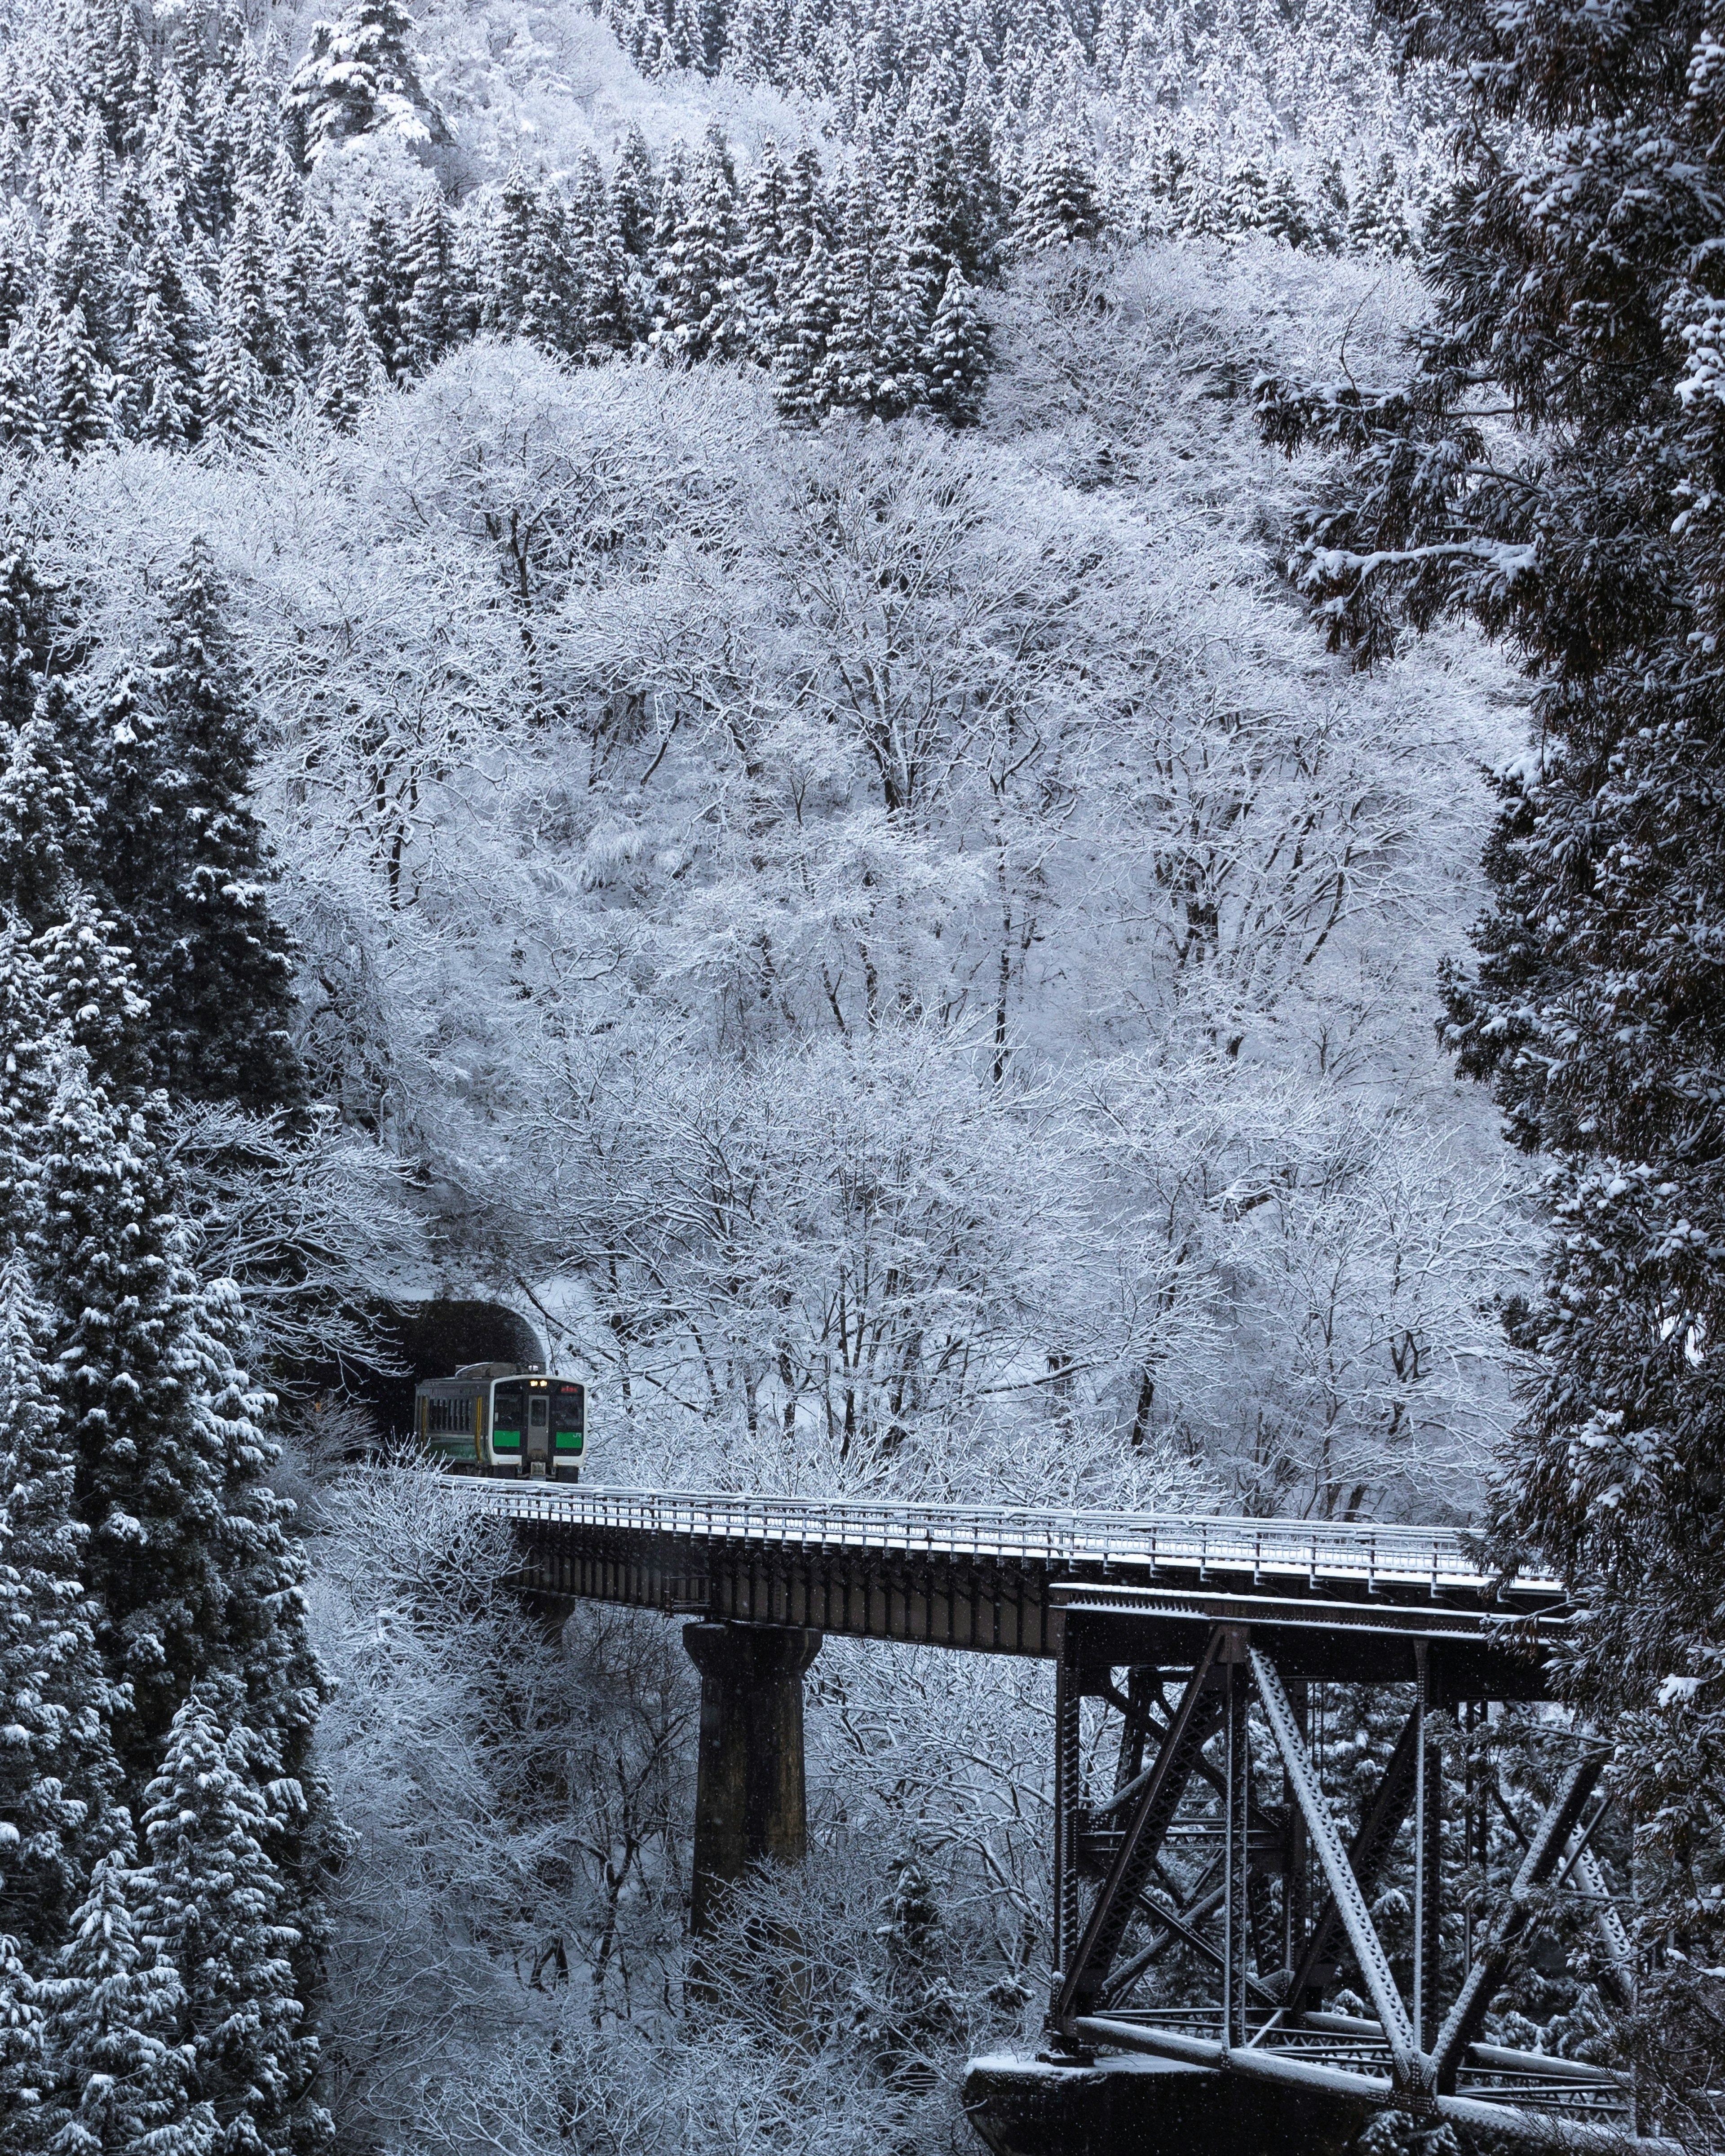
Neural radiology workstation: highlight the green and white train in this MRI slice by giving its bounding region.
[413,1362,588,1481]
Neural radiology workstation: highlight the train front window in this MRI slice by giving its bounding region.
[529,1396,548,1430]
[554,1381,584,1453]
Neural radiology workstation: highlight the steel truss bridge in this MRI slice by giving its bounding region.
[449,1480,1658,2151]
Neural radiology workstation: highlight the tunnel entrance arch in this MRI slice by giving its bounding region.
[312,1300,545,1443]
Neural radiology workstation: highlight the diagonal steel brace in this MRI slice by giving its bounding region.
[1251,1648,1427,2102]
[1055,1627,1226,2023]
[1430,1749,1608,2090]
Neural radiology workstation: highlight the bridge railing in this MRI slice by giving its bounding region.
[439,1480,1560,1597]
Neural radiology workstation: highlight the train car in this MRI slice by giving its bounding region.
[413,1362,588,1482]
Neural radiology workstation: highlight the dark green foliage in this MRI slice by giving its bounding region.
[38,1850,213,2156]
[1255,0,1725,2106]
[99,547,305,1116]
[133,1697,326,2156]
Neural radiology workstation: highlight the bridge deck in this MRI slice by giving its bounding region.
[447,1481,1561,1686]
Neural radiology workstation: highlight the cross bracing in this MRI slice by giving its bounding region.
[412,1477,1679,2151]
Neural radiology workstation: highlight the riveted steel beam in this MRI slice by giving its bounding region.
[1250,1648,1425,2100]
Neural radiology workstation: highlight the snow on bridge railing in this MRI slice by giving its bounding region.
[442,1480,1562,1599]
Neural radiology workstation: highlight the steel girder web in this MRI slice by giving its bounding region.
[1072,1648,1661,2152]
[1429,1749,1608,2091]
[1051,1628,1228,2030]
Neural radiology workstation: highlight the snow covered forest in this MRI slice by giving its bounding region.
[0,0,1722,2145]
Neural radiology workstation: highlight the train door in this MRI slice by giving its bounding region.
[524,1381,552,1478]
[489,1381,525,1474]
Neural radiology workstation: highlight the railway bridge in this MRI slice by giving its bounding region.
[453,1482,1650,2155]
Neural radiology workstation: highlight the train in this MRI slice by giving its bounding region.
[413,1362,587,1481]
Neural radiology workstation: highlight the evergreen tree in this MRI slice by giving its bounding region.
[0,1928,46,2156]
[0,330,42,456]
[783,138,829,264]
[121,239,200,448]
[921,264,987,424]
[401,186,458,374]
[350,202,407,380]
[610,126,659,259]
[736,134,792,358]
[0,687,99,931]
[1260,167,1313,252]
[215,205,285,386]
[1013,134,1102,252]
[284,0,446,163]
[1256,0,1725,2110]
[565,155,632,355]
[132,1698,319,2156]
[1344,153,1410,257]
[478,165,568,342]
[315,298,382,430]
[38,1848,213,2156]
[653,124,740,362]
[771,229,835,423]
[816,158,901,415]
[100,547,305,1115]
[0,1223,122,1959]
[44,307,109,460]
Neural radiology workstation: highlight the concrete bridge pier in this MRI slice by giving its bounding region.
[682,1621,823,1938]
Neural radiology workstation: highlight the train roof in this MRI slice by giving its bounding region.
[414,1363,583,1392]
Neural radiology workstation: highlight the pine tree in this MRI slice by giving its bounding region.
[351,201,407,379]
[0,1223,122,1958]
[401,186,458,374]
[1013,135,1102,252]
[610,126,659,259]
[1260,168,1313,252]
[315,298,382,430]
[517,185,577,354]
[653,124,740,362]
[42,162,119,374]
[0,1929,46,2155]
[816,158,899,415]
[0,328,42,455]
[0,690,99,930]
[133,1698,318,2156]
[38,1848,213,2156]
[920,264,987,425]
[783,139,829,264]
[477,164,544,339]
[735,135,791,359]
[215,204,284,385]
[284,0,447,163]
[1344,153,1410,257]
[565,155,631,357]
[99,547,304,1114]
[1256,0,1725,2111]
[44,306,109,460]
[121,239,200,448]
[771,229,835,423]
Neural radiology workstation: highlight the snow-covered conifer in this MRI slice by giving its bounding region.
[315,298,382,429]
[133,1698,319,2156]
[610,127,658,259]
[121,240,200,448]
[401,186,458,373]
[39,1848,213,2156]
[771,229,835,423]
[99,546,305,1114]
[920,265,987,425]
[653,124,740,363]
[1013,135,1102,252]
[284,0,446,164]
[44,307,108,459]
